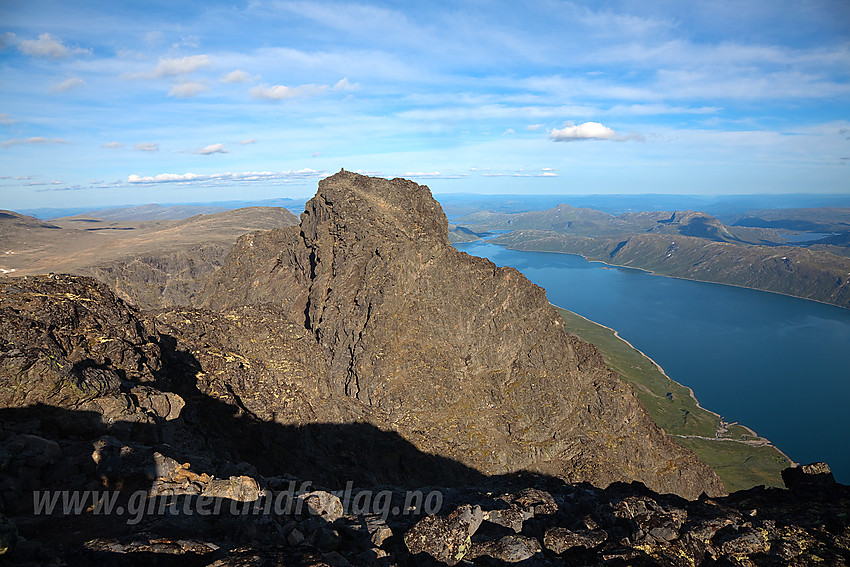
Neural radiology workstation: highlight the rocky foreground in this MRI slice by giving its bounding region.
[1,172,848,564]
[1,416,847,566]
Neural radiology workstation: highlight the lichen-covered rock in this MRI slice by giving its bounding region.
[0,513,16,555]
[202,475,261,502]
[483,505,529,533]
[468,534,542,563]
[298,490,344,521]
[404,504,483,565]
[782,461,836,490]
[543,527,607,553]
[0,275,161,411]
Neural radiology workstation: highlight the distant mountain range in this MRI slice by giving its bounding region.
[16,192,850,221]
[454,203,850,309]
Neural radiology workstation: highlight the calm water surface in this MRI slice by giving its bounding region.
[455,241,850,483]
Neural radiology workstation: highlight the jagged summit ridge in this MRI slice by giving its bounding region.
[201,171,725,498]
[303,170,450,245]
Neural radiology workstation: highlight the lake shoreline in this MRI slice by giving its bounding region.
[501,242,849,312]
[550,303,798,466]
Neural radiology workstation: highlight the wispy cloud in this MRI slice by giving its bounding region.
[333,77,358,91]
[0,114,17,126]
[102,141,124,149]
[239,139,256,145]
[15,33,89,58]
[194,143,228,155]
[2,137,69,148]
[127,169,324,185]
[249,83,329,101]
[127,55,211,79]
[480,169,560,177]
[403,171,466,179]
[168,82,208,98]
[49,77,85,93]
[220,69,257,83]
[133,142,159,152]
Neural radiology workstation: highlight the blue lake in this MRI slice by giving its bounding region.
[455,241,850,484]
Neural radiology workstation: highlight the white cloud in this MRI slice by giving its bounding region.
[168,82,208,98]
[239,139,256,145]
[174,35,200,49]
[127,169,324,185]
[221,69,257,83]
[195,143,228,155]
[403,171,466,179]
[527,124,544,131]
[249,83,329,101]
[2,137,69,148]
[503,128,515,135]
[17,33,89,58]
[49,77,85,93]
[143,31,164,46]
[133,142,159,152]
[0,114,17,126]
[549,121,617,142]
[102,141,124,149]
[333,77,358,91]
[128,55,211,79]
[128,172,199,183]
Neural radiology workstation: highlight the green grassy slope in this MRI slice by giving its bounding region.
[554,305,792,492]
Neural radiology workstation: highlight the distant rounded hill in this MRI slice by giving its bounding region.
[0,206,299,308]
[63,203,229,221]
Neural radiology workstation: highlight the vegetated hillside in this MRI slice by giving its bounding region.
[458,205,786,245]
[447,223,481,243]
[733,207,850,233]
[66,203,228,221]
[491,230,850,308]
[0,210,63,237]
[553,306,792,493]
[0,207,298,308]
[199,171,724,499]
[458,203,615,233]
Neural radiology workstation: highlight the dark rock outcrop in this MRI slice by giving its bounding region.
[200,171,724,499]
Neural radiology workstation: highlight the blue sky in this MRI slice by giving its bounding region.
[1,0,849,209]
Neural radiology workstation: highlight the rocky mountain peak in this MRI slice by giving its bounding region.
[301,170,449,247]
[200,172,725,499]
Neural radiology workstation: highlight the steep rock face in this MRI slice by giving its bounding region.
[201,171,724,498]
